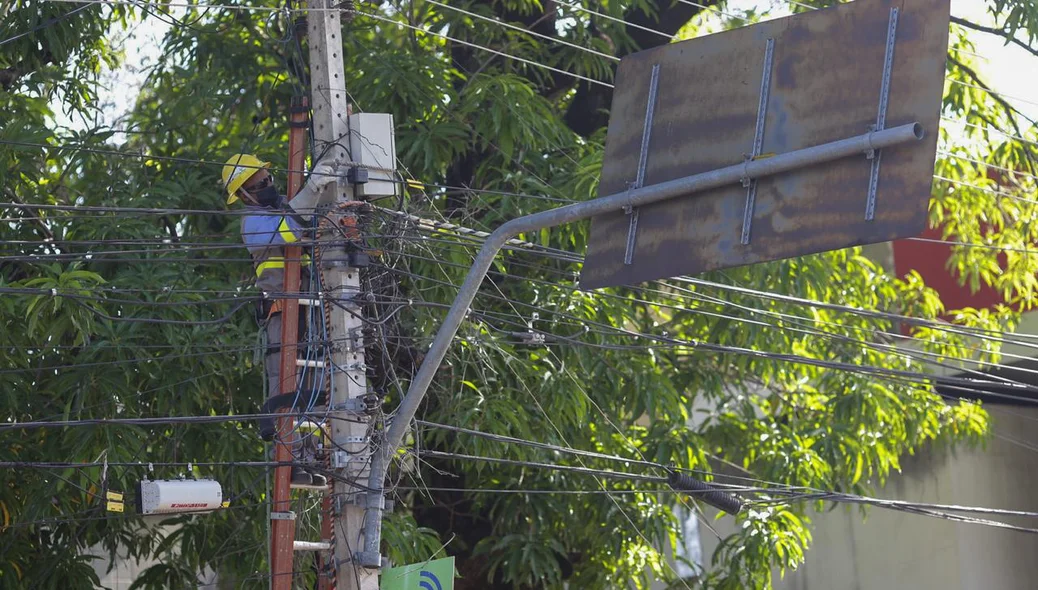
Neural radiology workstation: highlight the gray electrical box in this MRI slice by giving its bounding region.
[348,113,397,199]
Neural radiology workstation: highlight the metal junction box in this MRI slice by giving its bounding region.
[348,113,397,199]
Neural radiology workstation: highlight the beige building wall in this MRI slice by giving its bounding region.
[764,407,1038,590]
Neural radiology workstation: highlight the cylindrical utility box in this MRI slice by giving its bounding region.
[137,480,223,515]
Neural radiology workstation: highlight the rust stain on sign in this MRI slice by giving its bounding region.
[580,0,949,289]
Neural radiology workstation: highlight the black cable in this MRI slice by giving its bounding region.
[417,420,661,470]
[0,412,365,432]
[377,263,1038,403]
[0,343,262,375]
[378,209,1038,353]
[418,449,665,483]
[387,223,1038,351]
[0,2,96,47]
[380,240,1038,393]
[66,296,252,324]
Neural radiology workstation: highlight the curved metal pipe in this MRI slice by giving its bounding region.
[360,121,925,560]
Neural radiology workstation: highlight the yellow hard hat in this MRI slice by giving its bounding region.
[222,154,270,205]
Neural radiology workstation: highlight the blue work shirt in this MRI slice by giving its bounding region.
[240,199,308,294]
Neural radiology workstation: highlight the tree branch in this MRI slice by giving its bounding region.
[948,54,1038,175]
[4,189,59,252]
[562,0,709,137]
[950,15,1038,60]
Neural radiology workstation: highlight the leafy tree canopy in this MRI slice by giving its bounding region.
[1,0,1036,588]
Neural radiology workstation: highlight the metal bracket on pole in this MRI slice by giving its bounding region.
[623,63,661,265]
[330,397,375,414]
[740,38,775,245]
[865,6,899,221]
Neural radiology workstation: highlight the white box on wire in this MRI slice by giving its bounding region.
[348,113,397,198]
[137,479,223,515]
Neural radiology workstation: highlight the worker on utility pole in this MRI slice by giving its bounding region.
[222,153,338,485]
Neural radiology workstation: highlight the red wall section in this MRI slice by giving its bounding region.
[892,224,1005,313]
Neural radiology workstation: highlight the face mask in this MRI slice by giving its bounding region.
[250,184,280,207]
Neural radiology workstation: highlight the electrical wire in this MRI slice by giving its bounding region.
[553,0,676,41]
[353,9,614,89]
[417,420,661,470]
[0,2,97,47]
[940,150,1038,185]
[381,232,1038,355]
[421,450,1038,535]
[942,116,1038,150]
[0,412,365,432]
[377,261,1038,404]
[385,237,1038,379]
[426,0,620,63]
[947,77,1038,111]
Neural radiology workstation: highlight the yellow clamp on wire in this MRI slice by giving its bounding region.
[106,490,124,513]
[405,178,425,191]
[752,152,777,161]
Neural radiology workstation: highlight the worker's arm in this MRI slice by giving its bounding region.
[289,157,341,215]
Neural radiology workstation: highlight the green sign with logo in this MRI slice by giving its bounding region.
[380,556,454,590]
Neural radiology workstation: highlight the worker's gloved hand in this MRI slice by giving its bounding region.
[306,157,341,193]
[290,156,341,214]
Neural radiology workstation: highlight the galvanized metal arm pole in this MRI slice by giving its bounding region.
[357,122,924,565]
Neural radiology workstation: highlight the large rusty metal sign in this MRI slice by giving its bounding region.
[580,0,950,289]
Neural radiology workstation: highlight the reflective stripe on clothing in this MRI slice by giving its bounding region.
[241,202,309,293]
[278,218,298,243]
[256,256,284,276]
[254,255,310,277]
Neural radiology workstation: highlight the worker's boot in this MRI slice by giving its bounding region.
[290,466,313,486]
[308,471,328,487]
[267,444,314,486]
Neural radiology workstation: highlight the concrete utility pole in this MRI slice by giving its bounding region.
[306,1,378,589]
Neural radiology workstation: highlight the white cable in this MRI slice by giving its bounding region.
[780,0,816,11]
[44,0,283,12]
[553,0,676,40]
[941,117,1038,150]
[426,0,620,63]
[907,236,1038,257]
[675,0,748,22]
[939,150,1038,184]
[934,174,1035,205]
[358,10,614,89]
[947,78,1038,111]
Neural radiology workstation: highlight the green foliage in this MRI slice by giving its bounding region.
[1,0,1035,589]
